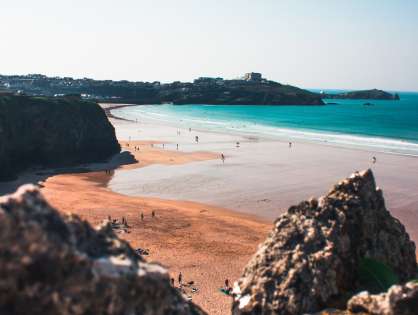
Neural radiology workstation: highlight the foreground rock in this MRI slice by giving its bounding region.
[347,281,418,315]
[0,95,120,181]
[0,185,204,315]
[232,170,416,315]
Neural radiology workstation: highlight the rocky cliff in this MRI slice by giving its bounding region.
[0,95,120,180]
[0,185,204,315]
[232,170,417,315]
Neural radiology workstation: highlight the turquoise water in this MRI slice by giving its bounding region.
[112,91,418,156]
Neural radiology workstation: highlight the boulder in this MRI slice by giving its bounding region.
[347,282,418,315]
[0,185,205,315]
[232,170,416,315]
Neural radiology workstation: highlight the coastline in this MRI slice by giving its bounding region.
[110,101,418,157]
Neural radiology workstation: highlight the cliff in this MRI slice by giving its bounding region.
[0,95,120,180]
[0,185,204,315]
[322,89,400,100]
[232,170,416,315]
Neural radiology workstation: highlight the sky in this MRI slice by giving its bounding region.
[1,0,418,91]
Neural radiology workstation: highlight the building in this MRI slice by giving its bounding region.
[244,72,262,82]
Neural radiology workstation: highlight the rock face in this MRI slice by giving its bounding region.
[347,282,418,315]
[0,185,204,315]
[0,95,120,181]
[232,170,416,315]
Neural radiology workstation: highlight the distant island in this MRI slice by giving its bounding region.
[0,73,324,106]
[321,89,400,100]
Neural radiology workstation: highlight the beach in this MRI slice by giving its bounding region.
[1,104,418,314]
[31,127,271,315]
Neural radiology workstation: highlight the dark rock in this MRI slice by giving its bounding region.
[232,170,416,315]
[347,281,418,315]
[0,95,120,181]
[0,185,205,315]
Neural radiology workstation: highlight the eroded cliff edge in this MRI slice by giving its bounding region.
[0,95,120,180]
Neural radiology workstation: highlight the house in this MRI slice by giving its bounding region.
[244,72,262,82]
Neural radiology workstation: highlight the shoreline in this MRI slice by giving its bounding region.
[110,103,418,157]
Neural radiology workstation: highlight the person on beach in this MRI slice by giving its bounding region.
[289,142,292,148]
[176,143,179,150]
[195,135,199,143]
[178,272,183,286]
[152,210,155,218]
[189,127,192,132]
[372,156,377,164]
[141,213,144,221]
[163,143,165,149]
[236,141,240,148]
[221,153,225,163]
[171,278,175,287]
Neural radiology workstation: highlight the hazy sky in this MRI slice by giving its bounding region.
[1,0,418,91]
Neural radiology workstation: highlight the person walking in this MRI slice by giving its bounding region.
[221,153,225,163]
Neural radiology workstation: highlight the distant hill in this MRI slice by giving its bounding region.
[0,74,324,106]
[322,89,400,100]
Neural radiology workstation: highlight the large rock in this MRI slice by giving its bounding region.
[0,185,204,315]
[232,170,416,315]
[347,281,418,315]
[0,95,120,180]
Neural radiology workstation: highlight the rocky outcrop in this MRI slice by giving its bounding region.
[347,281,418,315]
[0,185,204,315]
[0,95,120,181]
[232,170,416,315]
[322,89,399,100]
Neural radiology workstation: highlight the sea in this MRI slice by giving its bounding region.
[111,91,418,156]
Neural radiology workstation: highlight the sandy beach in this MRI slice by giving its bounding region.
[1,104,417,314]
[16,128,271,315]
